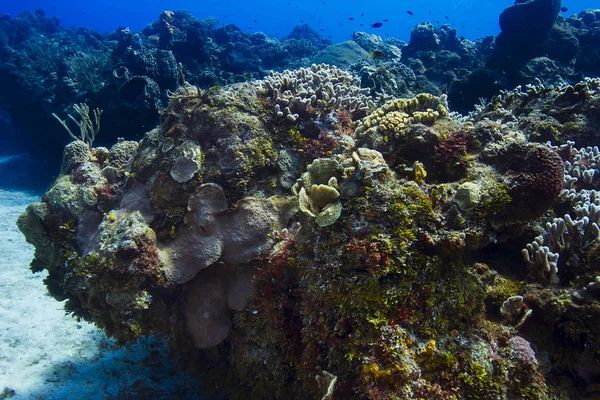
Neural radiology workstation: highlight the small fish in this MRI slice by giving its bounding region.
[407,10,414,15]
[361,13,364,17]
[360,24,364,26]
[254,20,257,22]
[561,6,568,12]
[349,17,354,20]
[369,50,386,59]
[445,16,449,20]
[383,19,388,22]
[370,22,383,28]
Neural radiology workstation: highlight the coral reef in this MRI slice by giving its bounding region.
[18,46,600,399]
[2,5,600,169]
[5,4,600,399]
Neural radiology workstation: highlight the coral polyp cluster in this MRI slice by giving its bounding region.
[18,74,600,399]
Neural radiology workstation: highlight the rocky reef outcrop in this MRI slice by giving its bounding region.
[18,62,600,398]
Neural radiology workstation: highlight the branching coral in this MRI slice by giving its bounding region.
[63,50,110,94]
[258,63,374,121]
[522,142,600,283]
[52,103,103,147]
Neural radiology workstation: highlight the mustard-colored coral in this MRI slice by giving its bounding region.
[422,339,436,357]
[378,110,411,136]
[356,93,449,139]
[362,363,396,385]
[298,182,343,227]
[294,158,343,227]
[413,161,427,185]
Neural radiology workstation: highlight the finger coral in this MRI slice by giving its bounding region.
[259,63,374,121]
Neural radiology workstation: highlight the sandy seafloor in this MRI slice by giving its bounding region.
[0,188,203,400]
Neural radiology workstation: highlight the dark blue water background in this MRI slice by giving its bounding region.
[2,0,592,43]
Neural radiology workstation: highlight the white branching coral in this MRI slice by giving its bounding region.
[258,63,374,121]
[561,141,600,189]
[524,142,600,282]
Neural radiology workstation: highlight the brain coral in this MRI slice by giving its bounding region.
[488,142,564,220]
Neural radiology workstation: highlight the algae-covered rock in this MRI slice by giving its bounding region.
[311,41,372,69]
[19,73,600,399]
[454,182,481,211]
[17,202,60,273]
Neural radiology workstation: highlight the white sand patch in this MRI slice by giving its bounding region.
[0,189,201,399]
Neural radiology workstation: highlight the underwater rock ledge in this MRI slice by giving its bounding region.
[18,67,600,399]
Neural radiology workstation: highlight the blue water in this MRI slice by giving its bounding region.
[2,0,593,43]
